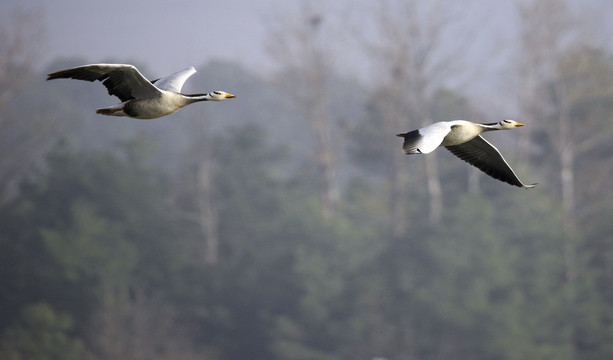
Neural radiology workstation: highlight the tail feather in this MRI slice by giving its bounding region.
[396,129,424,154]
[96,107,125,116]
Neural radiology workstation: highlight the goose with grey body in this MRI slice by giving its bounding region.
[396,119,537,188]
[47,64,236,119]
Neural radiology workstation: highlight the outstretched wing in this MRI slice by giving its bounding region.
[47,64,161,102]
[445,135,537,188]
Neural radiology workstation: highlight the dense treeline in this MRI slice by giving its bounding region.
[1,56,613,359]
[0,125,578,360]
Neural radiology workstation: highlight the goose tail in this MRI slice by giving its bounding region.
[96,106,126,117]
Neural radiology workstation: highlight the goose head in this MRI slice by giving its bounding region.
[499,119,524,129]
[209,91,236,101]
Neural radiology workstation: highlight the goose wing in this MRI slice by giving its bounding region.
[445,135,537,188]
[151,67,196,93]
[47,64,161,102]
[397,122,451,154]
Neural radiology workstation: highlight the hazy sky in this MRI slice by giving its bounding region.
[3,0,287,74]
[1,0,520,74]
[2,0,613,111]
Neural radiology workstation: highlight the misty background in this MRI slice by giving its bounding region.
[2,0,613,359]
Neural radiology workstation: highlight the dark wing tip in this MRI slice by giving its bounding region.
[45,67,104,82]
[445,137,537,189]
[46,71,67,81]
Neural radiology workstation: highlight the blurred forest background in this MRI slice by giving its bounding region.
[2,0,613,359]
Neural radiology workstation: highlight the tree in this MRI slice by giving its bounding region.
[91,288,206,360]
[0,303,91,360]
[0,139,209,358]
[0,6,41,108]
[265,1,341,216]
[515,7,613,357]
[355,0,474,226]
[0,6,60,200]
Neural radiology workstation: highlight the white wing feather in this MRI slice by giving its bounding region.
[153,67,197,93]
[400,122,452,154]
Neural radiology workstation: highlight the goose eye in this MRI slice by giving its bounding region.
[214,91,221,95]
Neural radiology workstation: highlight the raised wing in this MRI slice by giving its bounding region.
[445,135,537,188]
[47,64,161,102]
[397,122,451,154]
[151,67,197,93]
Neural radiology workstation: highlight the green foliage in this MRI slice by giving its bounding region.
[0,139,200,358]
[41,200,137,287]
[2,56,613,360]
[0,303,91,360]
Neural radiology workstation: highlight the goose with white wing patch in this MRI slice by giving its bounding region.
[47,64,236,119]
[396,120,537,188]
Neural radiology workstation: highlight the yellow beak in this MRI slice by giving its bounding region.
[225,93,236,99]
[515,122,525,127]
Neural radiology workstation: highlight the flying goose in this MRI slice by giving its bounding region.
[47,64,236,119]
[396,119,537,188]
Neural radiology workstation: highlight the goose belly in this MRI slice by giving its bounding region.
[124,97,184,119]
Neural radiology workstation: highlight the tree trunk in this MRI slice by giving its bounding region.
[191,121,220,266]
[390,146,409,237]
[197,159,219,266]
[308,86,338,217]
[424,153,442,225]
[558,98,576,282]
